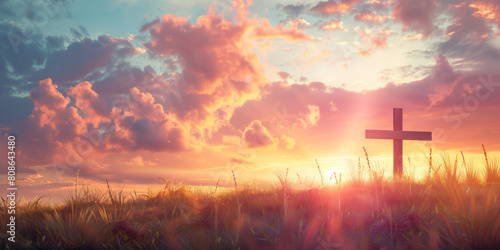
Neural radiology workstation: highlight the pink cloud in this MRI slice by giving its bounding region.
[28,79,86,143]
[29,78,70,110]
[141,1,311,139]
[106,87,187,152]
[445,2,494,42]
[311,0,362,15]
[67,81,110,126]
[393,0,437,37]
[19,77,190,168]
[242,120,275,148]
[427,55,466,106]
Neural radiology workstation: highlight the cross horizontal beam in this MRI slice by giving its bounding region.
[365,130,432,141]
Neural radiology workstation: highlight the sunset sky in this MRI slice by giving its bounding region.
[1,0,500,202]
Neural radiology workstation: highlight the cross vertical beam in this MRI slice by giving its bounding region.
[393,108,403,177]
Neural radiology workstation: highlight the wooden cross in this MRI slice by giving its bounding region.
[365,108,432,177]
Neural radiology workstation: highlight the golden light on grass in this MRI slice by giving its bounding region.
[2,147,500,249]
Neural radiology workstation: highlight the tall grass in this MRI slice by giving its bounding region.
[483,145,500,184]
[2,149,500,249]
[462,151,481,185]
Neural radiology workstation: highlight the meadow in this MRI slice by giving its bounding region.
[2,146,500,249]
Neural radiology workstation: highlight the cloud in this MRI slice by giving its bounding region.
[358,28,392,56]
[128,117,186,152]
[277,3,311,18]
[38,36,138,83]
[287,19,311,28]
[141,1,311,139]
[427,54,466,106]
[321,20,344,31]
[305,105,320,127]
[403,33,423,41]
[15,77,190,167]
[445,2,492,43]
[67,81,110,126]
[279,134,296,150]
[28,78,86,143]
[310,0,362,15]
[469,1,500,30]
[106,86,188,152]
[1,0,316,173]
[278,71,290,80]
[362,0,392,11]
[354,10,391,23]
[435,2,500,75]
[242,120,275,148]
[393,0,438,37]
[19,174,43,183]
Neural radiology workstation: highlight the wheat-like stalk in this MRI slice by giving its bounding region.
[75,169,80,198]
[460,150,466,169]
[363,147,372,171]
[106,178,114,206]
[231,170,238,191]
[315,158,324,186]
[482,144,489,169]
[214,179,220,194]
[358,157,362,180]
[428,148,433,178]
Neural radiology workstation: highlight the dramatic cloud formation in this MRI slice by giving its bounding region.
[28,78,86,147]
[38,36,140,83]
[141,4,311,139]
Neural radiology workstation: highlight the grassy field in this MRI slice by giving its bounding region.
[2,148,500,249]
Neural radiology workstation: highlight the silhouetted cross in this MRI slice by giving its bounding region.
[365,108,432,177]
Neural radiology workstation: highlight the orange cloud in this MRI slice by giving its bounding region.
[354,11,391,23]
[321,20,344,31]
[470,2,498,21]
[311,0,362,15]
[29,79,86,143]
[142,0,311,139]
[67,81,110,126]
